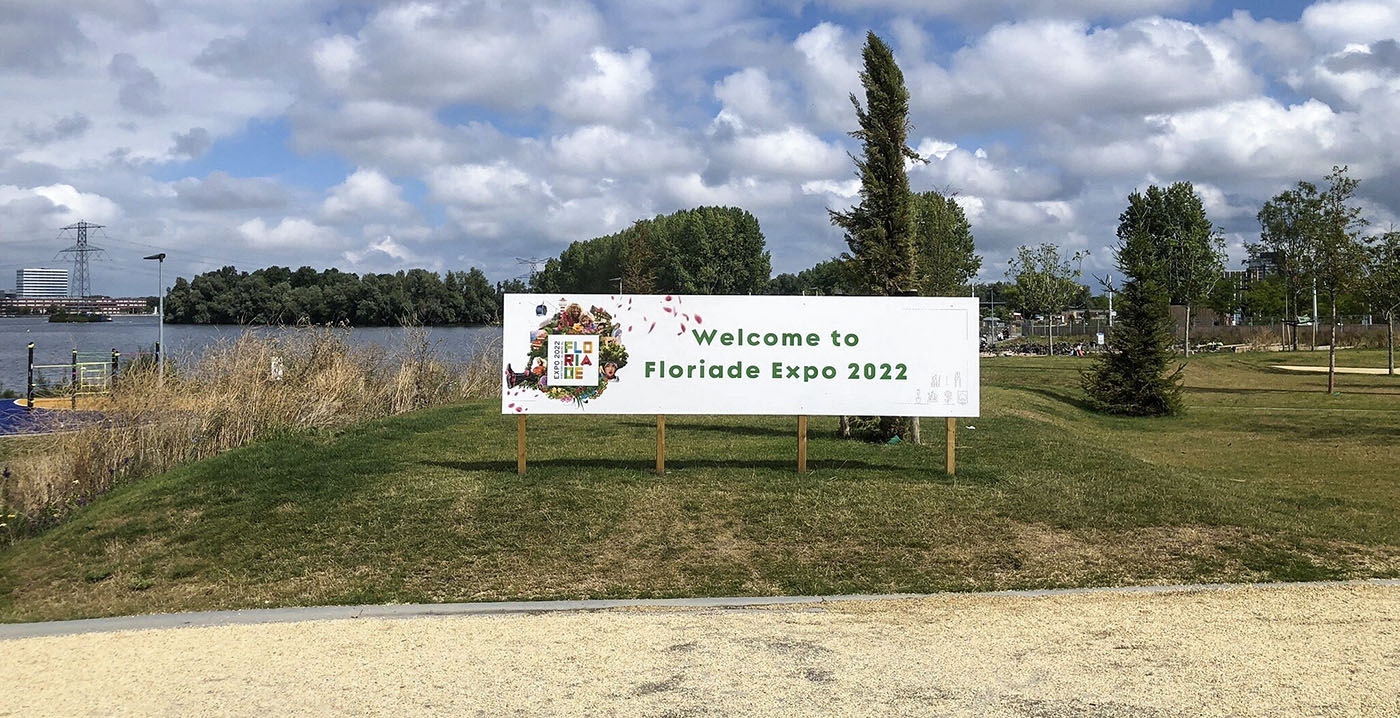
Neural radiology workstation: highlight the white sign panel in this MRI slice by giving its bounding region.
[502,294,979,417]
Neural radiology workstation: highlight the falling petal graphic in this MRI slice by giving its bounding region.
[663,307,672,313]
[694,314,703,324]
[682,313,690,321]
[665,295,672,301]
[648,322,656,333]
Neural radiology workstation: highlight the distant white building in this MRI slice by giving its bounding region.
[16,268,69,298]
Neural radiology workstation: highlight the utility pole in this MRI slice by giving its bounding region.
[56,220,106,313]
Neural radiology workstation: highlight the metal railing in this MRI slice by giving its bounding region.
[23,342,160,410]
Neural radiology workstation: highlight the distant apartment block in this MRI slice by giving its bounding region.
[15,268,69,298]
[0,296,150,315]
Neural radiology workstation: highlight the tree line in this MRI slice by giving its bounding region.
[164,265,526,326]
[531,206,771,295]
[1076,165,1400,416]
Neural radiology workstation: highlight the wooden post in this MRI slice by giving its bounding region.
[516,415,526,475]
[656,415,666,476]
[797,415,808,473]
[945,417,956,476]
[70,349,77,409]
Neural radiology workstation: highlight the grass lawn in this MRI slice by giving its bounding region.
[1,351,1397,622]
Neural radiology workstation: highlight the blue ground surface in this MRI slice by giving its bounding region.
[0,399,100,435]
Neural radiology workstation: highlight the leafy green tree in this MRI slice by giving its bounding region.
[1254,184,1321,350]
[766,258,855,295]
[829,31,920,298]
[1366,231,1400,374]
[164,265,509,326]
[532,206,770,295]
[1240,275,1287,324]
[1205,275,1240,322]
[1312,166,1369,392]
[1007,244,1081,353]
[1117,182,1225,356]
[1082,228,1183,416]
[620,221,657,294]
[911,191,980,296]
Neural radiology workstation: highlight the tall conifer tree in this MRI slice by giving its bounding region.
[829,31,920,441]
[830,31,920,297]
[1082,228,1184,416]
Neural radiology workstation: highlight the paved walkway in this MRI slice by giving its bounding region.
[3,581,1397,716]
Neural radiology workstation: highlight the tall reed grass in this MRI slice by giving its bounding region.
[0,326,499,541]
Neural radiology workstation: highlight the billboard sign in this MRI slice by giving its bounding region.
[502,294,979,417]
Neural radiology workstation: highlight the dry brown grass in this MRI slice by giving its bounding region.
[0,326,498,537]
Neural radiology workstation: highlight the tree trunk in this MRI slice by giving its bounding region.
[1047,317,1053,355]
[1388,312,1394,376]
[838,415,850,438]
[1328,300,1337,394]
[910,417,921,445]
[1183,305,1191,357]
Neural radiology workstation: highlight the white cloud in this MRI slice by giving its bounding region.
[714,68,791,129]
[237,217,342,249]
[716,127,848,179]
[913,17,1258,129]
[663,173,796,208]
[342,235,441,272]
[427,162,539,207]
[550,124,699,175]
[818,0,1200,22]
[1301,0,1400,48]
[794,23,863,129]
[1060,98,1374,181]
[174,172,286,211]
[337,0,604,109]
[12,184,124,224]
[801,179,861,199]
[320,169,413,223]
[554,47,656,124]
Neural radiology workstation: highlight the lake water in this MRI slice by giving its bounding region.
[0,315,500,393]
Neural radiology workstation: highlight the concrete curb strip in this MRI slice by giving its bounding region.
[3,578,1397,641]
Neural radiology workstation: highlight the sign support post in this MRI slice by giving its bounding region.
[516,415,526,475]
[656,415,666,476]
[797,416,808,473]
[945,417,956,476]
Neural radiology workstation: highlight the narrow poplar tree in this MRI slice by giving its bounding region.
[1082,228,1184,416]
[829,31,920,441]
[830,31,920,297]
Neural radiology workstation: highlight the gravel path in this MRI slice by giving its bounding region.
[1271,364,1397,375]
[3,582,1396,716]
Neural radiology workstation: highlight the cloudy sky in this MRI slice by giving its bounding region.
[2,0,1399,296]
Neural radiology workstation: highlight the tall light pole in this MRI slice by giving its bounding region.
[144,253,165,383]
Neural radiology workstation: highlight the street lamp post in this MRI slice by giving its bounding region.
[144,253,166,384]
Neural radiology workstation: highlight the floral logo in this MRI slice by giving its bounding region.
[505,301,628,407]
